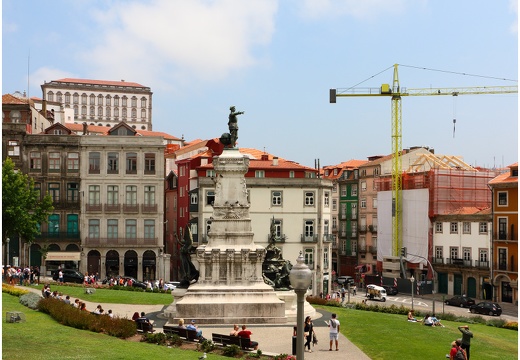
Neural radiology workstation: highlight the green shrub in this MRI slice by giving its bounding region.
[167,333,183,347]
[486,318,507,328]
[197,339,216,352]
[19,292,41,309]
[222,344,241,357]
[503,322,518,331]
[142,332,167,345]
[37,297,136,338]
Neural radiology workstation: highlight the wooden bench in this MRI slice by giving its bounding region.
[136,320,155,334]
[211,333,253,350]
[163,325,199,341]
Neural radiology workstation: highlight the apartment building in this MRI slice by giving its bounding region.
[489,163,518,303]
[41,78,153,130]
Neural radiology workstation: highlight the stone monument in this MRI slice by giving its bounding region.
[170,108,286,324]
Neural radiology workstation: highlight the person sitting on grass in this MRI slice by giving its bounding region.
[431,314,445,327]
[407,310,418,322]
[423,314,434,326]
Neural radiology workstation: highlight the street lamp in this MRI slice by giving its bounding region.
[6,238,10,266]
[289,251,312,360]
[410,275,415,311]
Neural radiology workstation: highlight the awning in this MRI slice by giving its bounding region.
[355,265,364,270]
[45,252,81,261]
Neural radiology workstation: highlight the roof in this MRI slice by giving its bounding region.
[489,163,518,186]
[64,123,181,139]
[2,94,30,105]
[51,78,146,88]
[444,206,491,215]
[322,159,368,179]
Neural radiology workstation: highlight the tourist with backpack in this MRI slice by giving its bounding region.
[449,339,467,360]
[327,313,340,351]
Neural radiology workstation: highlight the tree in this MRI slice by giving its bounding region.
[2,157,54,245]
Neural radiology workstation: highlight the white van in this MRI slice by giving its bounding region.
[366,284,387,302]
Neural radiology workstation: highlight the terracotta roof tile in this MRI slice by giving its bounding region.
[444,206,491,215]
[53,78,146,88]
[489,163,518,185]
[2,94,29,105]
[64,123,180,139]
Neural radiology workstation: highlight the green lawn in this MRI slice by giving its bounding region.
[2,293,227,360]
[316,305,518,360]
[24,284,173,305]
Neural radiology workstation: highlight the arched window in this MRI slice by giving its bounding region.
[122,108,127,118]
[90,106,95,116]
[131,96,137,107]
[106,107,111,118]
[47,91,54,102]
[131,108,136,118]
[105,95,111,106]
[90,94,96,105]
[141,97,147,108]
[97,94,103,106]
[81,93,87,105]
[73,93,79,104]
[98,106,103,117]
[141,109,146,119]
[56,92,63,102]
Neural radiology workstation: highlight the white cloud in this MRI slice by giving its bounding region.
[297,0,407,20]
[81,0,278,90]
[509,0,518,34]
[3,21,18,33]
[31,67,76,94]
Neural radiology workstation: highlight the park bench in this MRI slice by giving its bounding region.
[135,319,155,334]
[211,333,253,350]
[163,325,199,341]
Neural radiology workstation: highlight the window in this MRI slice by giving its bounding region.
[65,93,70,103]
[332,199,337,211]
[67,183,79,202]
[9,111,21,123]
[107,219,118,239]
[360,198,366,208]
[498,218,507,240]
[131,108,137,118]
[351,184,357,196]
[144,153,155,174]
[98,95,103,106]
[304,248,314,267]
[324,192,330,207]
[48,214,59,234]
[98,106,103,117]
[90,94,96,105]
[81,106,87,116]
[34,182,41,199]
[114,96,119,106]
[89,185,100,205]
[49,152,61,171]
[126,185,137,205]
[106,107,111,118]
[361,181,367,191]
[122,96,128,107]
[273,219,282,238]
[107,185,119,205]
[479,222,488,234]
[372,197,378,208]
[435,246,443,259]
[67,152,79,171]
[122,108,127,118]
[289,171,295,178]
[144,186,155,205]
[48,183,60,202]
[106,96,111,106]
[498,248,507,270]
[332,184,337,193]
[89,152,100,174]
[304,220,315,237]
[73,93,79,104]
[125,219,137,239]
[463,247,471,261]
[88,219,100,239]
[374,167,380,176]
[144,220,155,239]
[324,219,329,235]
[7,141,20,156]
[498,192,508,206]
[304,192,315,206]
[206,191,215,205]
[479,249,488,263]
[255,170,265,178]
[141,109,146,119]
[107,152,119,174]
[272,191,282,206]
[66,214,78,235]
[30,152,41,170]
[341,186,347,197]
[450,222,458,234]
[450,247,459,259]
[47,92,54,101]
[141,98,147,108]
[332,217,337,229]
[463,222,471,234]
[81,94,87,105]
[126,152,137,174]
[114,107,119,118]
[324,247,329,269]
[435,222,443,233]
[190,192,198,205]
[205,169,215,177]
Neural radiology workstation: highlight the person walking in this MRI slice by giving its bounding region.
[458,325,473,359]
[327,313,340,351]
[304,316,315,352]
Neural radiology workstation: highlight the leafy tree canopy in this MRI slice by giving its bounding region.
[2,157,54,244]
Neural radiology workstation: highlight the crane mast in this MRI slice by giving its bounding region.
[330,64,517,259]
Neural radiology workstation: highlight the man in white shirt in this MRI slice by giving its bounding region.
[327,313,341,351]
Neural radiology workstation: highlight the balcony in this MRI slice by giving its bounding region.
[369,225,378,233]
[359,225,367,233]
[35,232,80,241]
[123,204,139,213]
[266,233,286,243]
[445,258,472,267]
[104,204,121,213]
[475,260,489,269]
[369,246,377,254]
[85,203,102,212]
[85,237,158,247]
[300,234,318,243]
[432,257,444,265]
[141,204,158,213]
[359,245,367,253]
[53,200,80,210]
[323,234,335,243]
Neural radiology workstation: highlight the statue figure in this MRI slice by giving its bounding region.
[177,225,199,288]
[227,106,244,148]
[262,217,293,290]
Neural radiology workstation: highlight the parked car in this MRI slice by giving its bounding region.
[52,269,84,284]
[336,276,354,286]
[382,285,398,295]
[444,295,475,308]
[124,277,147,289]
[469,301,502,316]
[164,281,180,290]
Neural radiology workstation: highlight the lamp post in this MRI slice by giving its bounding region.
[410,275,415,311]
[6,238,10,266]
[289,251,312,360]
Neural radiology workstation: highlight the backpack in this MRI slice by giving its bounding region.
[455,347,466,360]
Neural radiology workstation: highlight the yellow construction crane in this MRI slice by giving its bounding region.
[330,63,517,258]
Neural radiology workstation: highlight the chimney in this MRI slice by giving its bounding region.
[272,157,278,166]
[82,122,88,135]
[261,154,269,161]
[42,100,47,116]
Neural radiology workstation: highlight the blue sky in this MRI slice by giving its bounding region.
[3,0,518,169]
